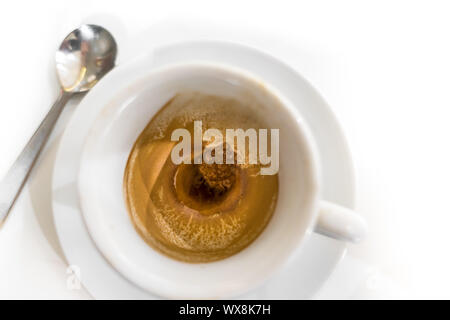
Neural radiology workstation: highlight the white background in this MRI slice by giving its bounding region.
[0,0,449,299]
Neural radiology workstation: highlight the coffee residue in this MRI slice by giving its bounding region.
[123,92,278,263]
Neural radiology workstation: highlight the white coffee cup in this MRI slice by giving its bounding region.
[78,62,366,299]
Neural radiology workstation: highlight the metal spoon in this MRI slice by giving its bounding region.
[0,24,117,226]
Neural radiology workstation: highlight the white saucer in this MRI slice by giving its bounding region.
[52,40,355,299]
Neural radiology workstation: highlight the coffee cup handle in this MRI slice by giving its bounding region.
[314,201,367,243]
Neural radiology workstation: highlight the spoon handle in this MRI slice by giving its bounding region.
[0,90,72,226]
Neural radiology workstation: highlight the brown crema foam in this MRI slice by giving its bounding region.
[124,92,278,262]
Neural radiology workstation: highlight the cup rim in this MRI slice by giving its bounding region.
[78,61,322,298]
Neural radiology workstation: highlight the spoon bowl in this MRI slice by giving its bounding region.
[56,24,117,92]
